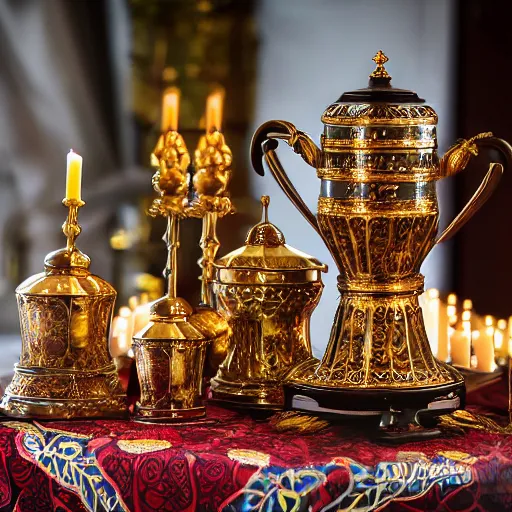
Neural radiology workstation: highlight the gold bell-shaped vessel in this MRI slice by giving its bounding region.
[210,196,327,409]
[0,199,126,419]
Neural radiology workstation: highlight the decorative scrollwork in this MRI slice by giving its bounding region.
[149,130,190,217]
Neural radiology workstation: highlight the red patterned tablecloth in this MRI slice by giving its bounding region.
[0,400,510,512]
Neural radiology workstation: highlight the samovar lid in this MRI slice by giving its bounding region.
[214,196,327,273]
[321,51,438,125]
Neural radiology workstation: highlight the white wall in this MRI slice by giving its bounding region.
[250,0,456,355]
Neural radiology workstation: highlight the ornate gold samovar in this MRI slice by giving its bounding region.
[251,51,512,422]
[210,196,326,409]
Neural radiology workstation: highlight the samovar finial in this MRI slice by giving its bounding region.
[370,50,391,80]
[261,195,270,222]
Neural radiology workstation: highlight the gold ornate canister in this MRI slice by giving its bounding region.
[133,295,210,421]
[0,200,126,419]
[210,196,327,408]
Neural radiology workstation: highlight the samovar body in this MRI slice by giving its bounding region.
[251,52,511,419]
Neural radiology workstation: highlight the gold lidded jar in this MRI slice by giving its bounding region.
[210,196,327,409]
[133,296,210,421]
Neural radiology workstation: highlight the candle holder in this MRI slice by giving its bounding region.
[0,198,127,419]
[133,129,210,422]
[187,130,234,375]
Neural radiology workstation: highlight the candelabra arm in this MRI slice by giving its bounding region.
[163,215,180,299]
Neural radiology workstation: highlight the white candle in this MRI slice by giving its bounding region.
[437,300,449,362]
[473,322,496,372]
[450,327,471,368]
[116,307,134,356]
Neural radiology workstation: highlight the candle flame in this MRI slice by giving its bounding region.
[161,87,180,132]
[206,87,225,132]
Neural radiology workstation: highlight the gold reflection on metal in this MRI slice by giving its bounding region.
[210,196,327,408]
[0,199,126,419]
[251,52,512,397]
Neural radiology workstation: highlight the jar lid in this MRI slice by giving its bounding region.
[133,296,208,342]
[16,269,115,297]
[321,51,437,126]
[214,196,327,274]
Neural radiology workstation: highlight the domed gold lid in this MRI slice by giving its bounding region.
[321,51,438,126]
[16,241,114,298]
[214,196,327,284]
[133,296,208,342]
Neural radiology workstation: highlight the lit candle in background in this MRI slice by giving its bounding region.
[128,295,139,311]
[116,307,134,357]
[438,299,449,362]
[205,88,225,132]
[495,318,508,362]
[161,87,180,132]
[65,149,83,201]
[423,289,440,357]
[473,318,496,372]
[462,300,473,346]
[133,292,151,336]
[450,325,471,368]
[450,302,472,368]
[447,294,458,325]
[446,293,457,362]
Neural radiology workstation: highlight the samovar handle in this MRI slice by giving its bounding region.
[251,120,323,236]
[436,134,512,244]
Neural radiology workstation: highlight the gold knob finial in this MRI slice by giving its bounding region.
[261,195,270,223]
[370,50,391,79]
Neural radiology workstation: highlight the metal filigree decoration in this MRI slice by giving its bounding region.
[189,130,234,217]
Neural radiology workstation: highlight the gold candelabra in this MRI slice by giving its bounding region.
[133,129,212,422]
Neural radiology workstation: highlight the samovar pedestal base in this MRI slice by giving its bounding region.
[284,380,465,428]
